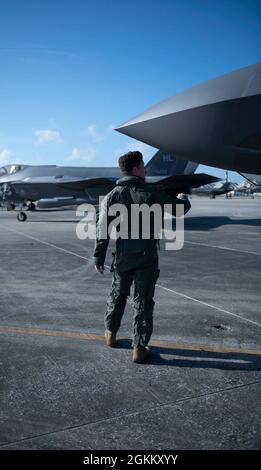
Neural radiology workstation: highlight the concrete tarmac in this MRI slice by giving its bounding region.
[0,197,260,450]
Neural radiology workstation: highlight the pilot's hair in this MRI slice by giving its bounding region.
[118,151,143,175]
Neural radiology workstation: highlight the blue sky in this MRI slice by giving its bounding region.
[0,0,260,182]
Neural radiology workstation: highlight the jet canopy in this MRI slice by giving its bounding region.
[0,164,27,177]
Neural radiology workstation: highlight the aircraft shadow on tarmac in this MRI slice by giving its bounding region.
[32,208,75,212]
[183,216,261,231]
[23,214,261,229]
[29,219,79,223]
[116,339,261,371]
[23,207,96,223]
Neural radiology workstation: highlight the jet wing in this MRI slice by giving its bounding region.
[150,173,221,194]
[116,63,261,174]
[12,176,117,190]
[55,177,117,191]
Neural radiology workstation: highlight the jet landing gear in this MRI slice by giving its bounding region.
[16,201,36,221]
[17,211,27,222]
[27,202,36,211]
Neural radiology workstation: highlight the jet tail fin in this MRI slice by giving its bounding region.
[145,150,198,177]
[239,172,261,185]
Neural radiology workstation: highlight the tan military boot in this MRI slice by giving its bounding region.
[133,346,150,363]
[104,330,117,347]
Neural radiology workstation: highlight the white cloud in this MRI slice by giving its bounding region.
[85,123,115,143]
[66,147,97,164]
[86,124,104,143]
[0,149,12,165]
[35,129,62,145]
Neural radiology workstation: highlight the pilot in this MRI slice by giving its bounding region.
[93,151,191,363]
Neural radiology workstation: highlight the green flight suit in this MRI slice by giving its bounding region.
[93,176,191,348]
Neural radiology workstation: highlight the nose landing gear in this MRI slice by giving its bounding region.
[17,201,36,221]
[17,211,27,222]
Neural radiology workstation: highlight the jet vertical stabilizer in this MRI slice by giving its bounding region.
[145,150,198,176]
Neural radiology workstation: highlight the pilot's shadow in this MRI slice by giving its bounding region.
[116,339,261,371]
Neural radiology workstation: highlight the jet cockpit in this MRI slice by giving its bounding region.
[0,164,27,177]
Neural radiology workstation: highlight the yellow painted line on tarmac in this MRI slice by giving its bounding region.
[0,326,104,342]
[0,325,261,356]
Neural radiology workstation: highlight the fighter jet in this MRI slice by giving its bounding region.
[0,154,219,221]
[116,63,261,175]
[235,176,261,196]
[192,180,237,198]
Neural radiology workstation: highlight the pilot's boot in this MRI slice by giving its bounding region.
[133,346,150,363]
[104,330,117,347]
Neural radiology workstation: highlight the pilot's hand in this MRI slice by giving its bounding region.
[177,193,188,199]
[95,264,104,274]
